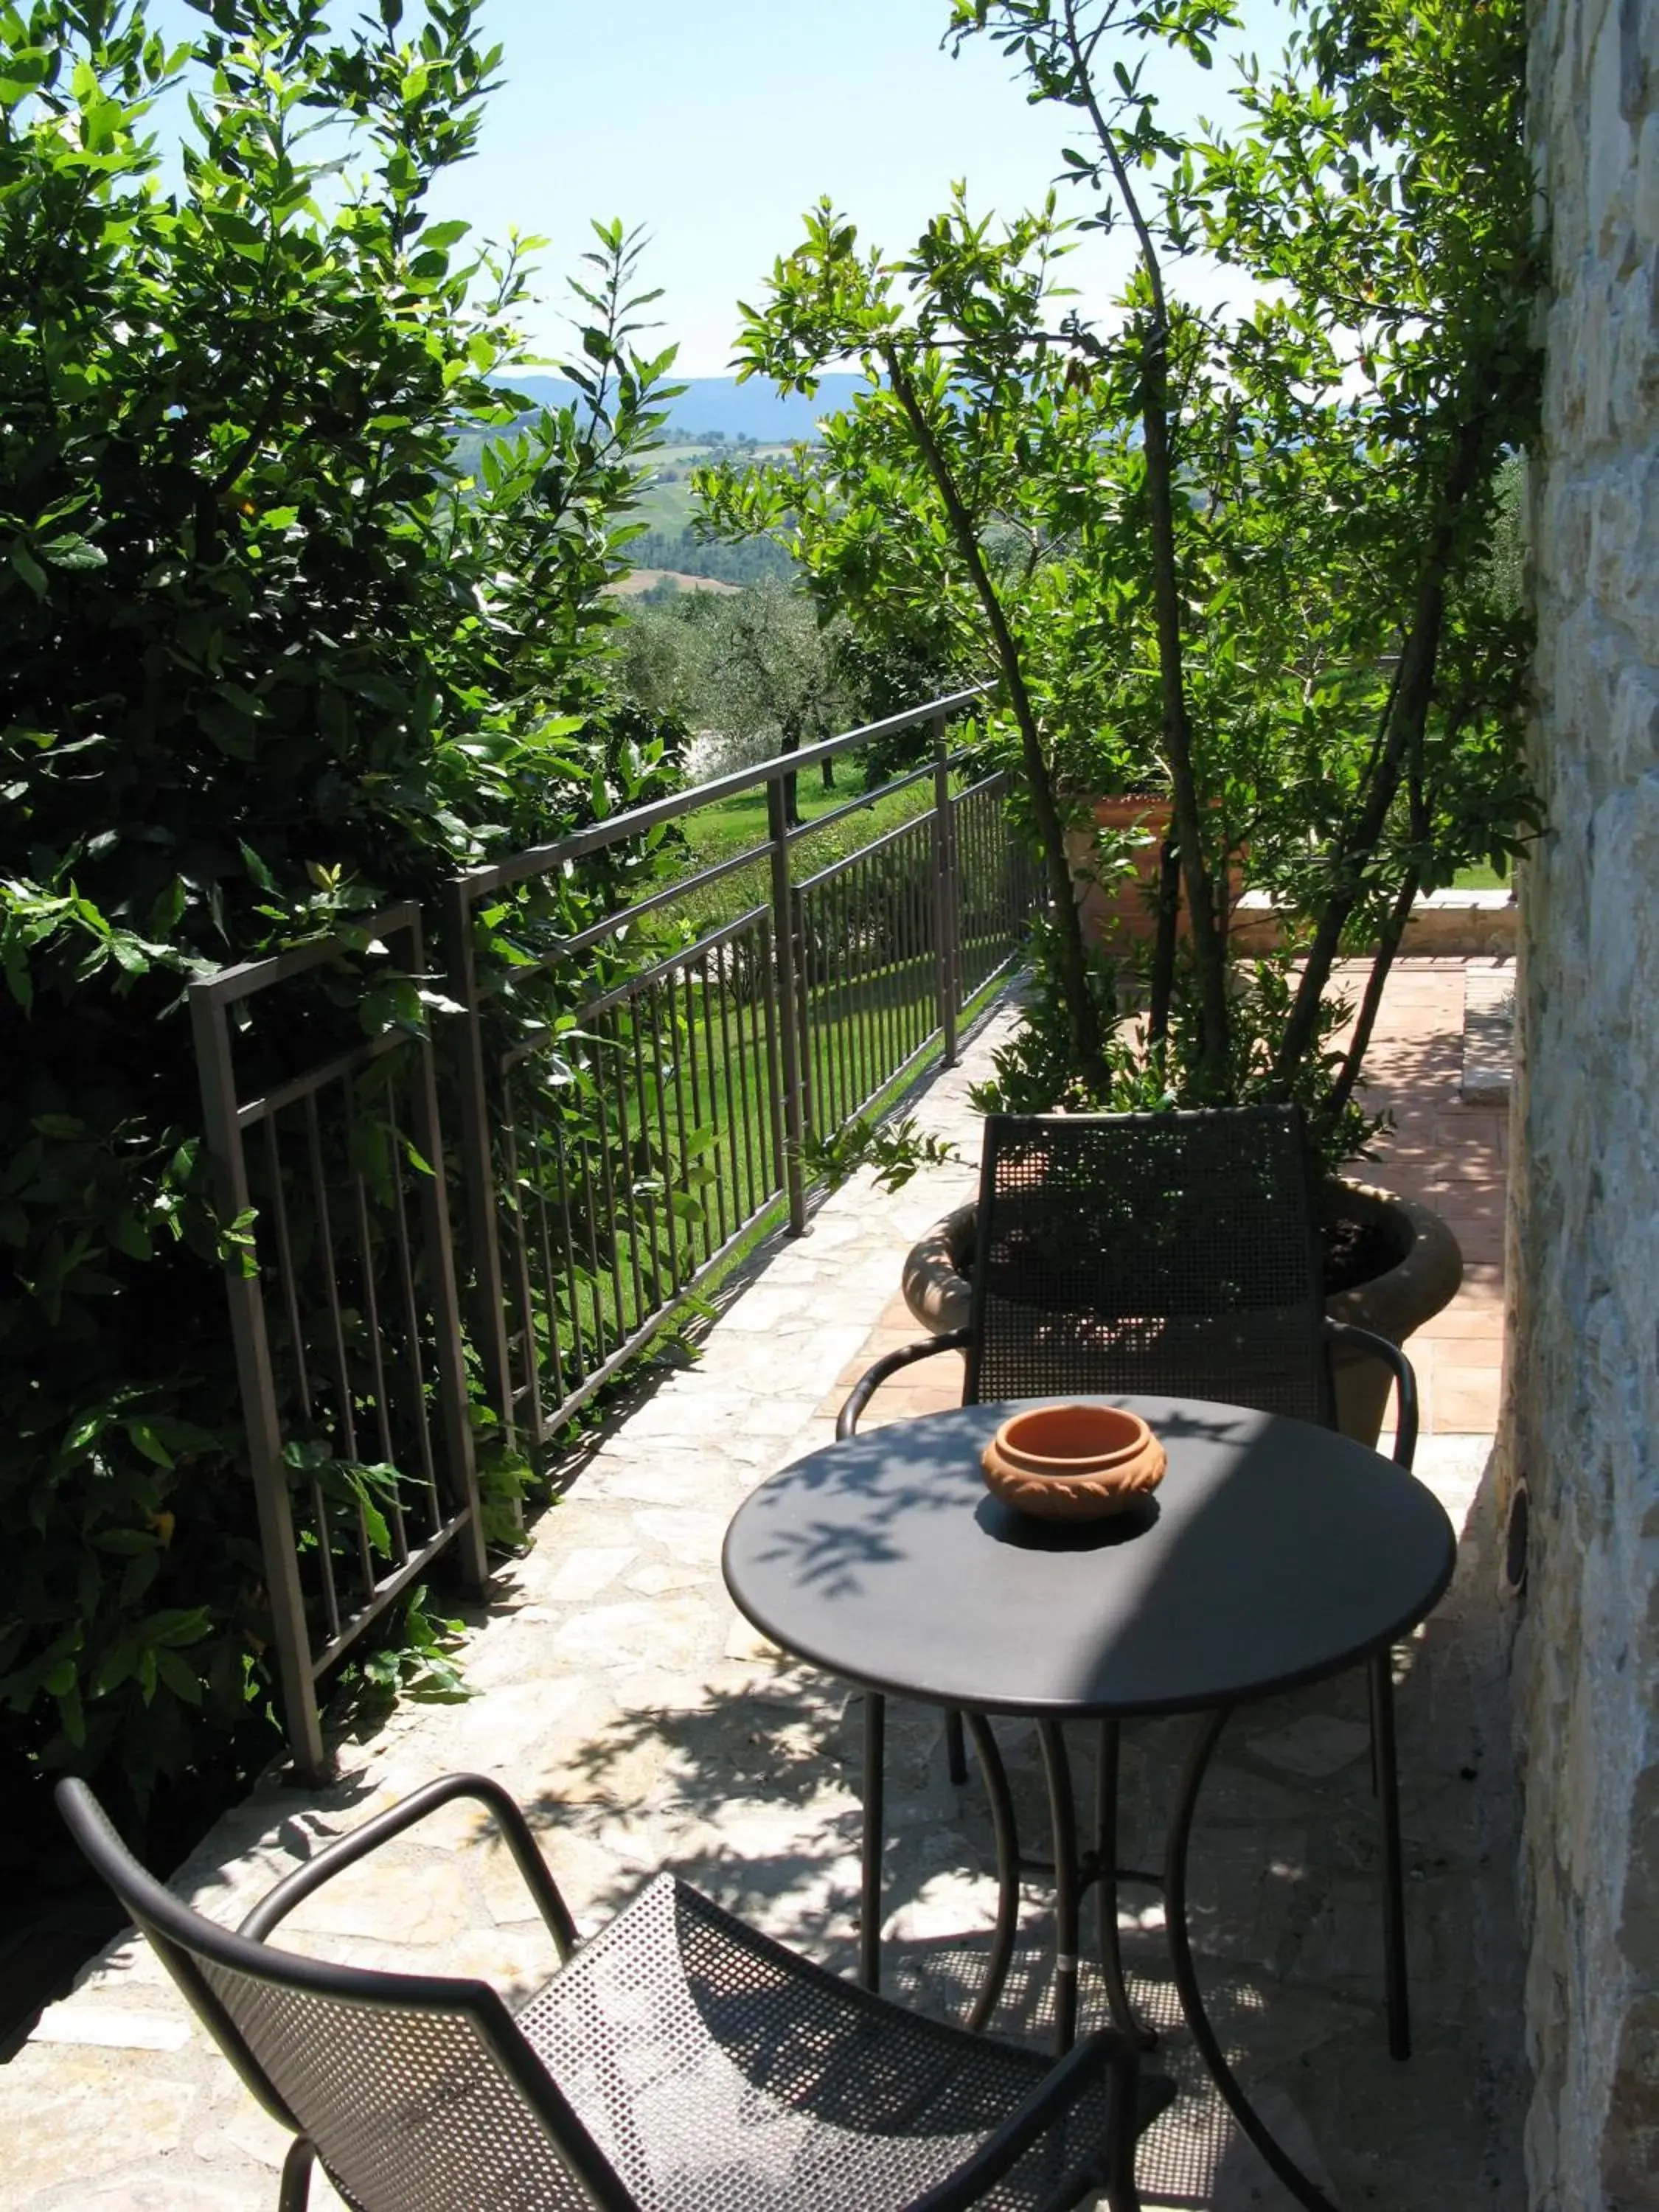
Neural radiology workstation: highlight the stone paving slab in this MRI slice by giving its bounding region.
[1,979,1526,2211]
[1462,967,1517,1105]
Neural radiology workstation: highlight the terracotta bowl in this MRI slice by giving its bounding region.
[981,1403,1166,1522]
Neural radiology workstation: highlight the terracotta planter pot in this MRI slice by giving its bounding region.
[1063,794,1245,956]
[900,1178,1462,1450]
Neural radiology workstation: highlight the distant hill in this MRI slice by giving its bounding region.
[495,372,868,443]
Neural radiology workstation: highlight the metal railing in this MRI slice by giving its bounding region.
[189,905,486,1778]
[445,687,1039,1453]
[193,689,1040,1770]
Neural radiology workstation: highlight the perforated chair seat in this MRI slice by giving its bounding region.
[519,1871,1163,2211]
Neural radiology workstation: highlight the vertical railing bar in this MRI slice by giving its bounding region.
[793,880,813,1155]
[690,960,721,1274]
[700,956,734,1250]
[304,1092,358,1467]
[681,956,713,1262]
[758,909,787,1200]
[900,837,917,1074]
[922,817,939,1044]
[857,851,877,1102]
[908,826,928,1062]
[440,878,515,1453]
[590,1012,633,1341]
[646,978,681,1288]
[608,1003,647,1332]
[526,1096,569,1415]
[264,1116,314,1428]
[897,832,916,1068]
[551,1118,588,1392]
[384,1077,442,1534]
[854,858,873,1108]
[574,1038,611,1360]
[832,867,858,1124]
[934,720,960,1064]
[827,869,849,1130]
[796,888,819,1135]
[876,847,899,1091]
[745,923,773,1203]
[810,885,832,1133]
[403,895,488,1581]
[350,1156,405,1563]
[312,1484,342,1646]
[189,985,327,1776]
[350,1497,377,1599]
[766,776,809,1235]
[944,720,964,1044]
[664,962,696,1275]
[501,1108,548,1445]
[715,939,753,1227]
[627,998,667,1312]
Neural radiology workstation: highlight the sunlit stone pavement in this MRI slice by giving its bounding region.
[1,964,1524,2211]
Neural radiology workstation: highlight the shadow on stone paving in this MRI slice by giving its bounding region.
[504,1450,1523,2212]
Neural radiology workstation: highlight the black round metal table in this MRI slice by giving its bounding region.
[722,1396,1458,2212]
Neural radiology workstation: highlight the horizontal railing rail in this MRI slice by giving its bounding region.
[443,683,1042,1457]
[189,904,487,1779]
[192,684,1040,1772]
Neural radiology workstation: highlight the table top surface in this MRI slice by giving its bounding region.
[722,1397,1458,1718]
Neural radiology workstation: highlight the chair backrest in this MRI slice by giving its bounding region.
[55,1780,628,2212]
[967,1107,1334,1423]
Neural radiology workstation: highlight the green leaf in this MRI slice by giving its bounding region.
[122,1419,175,1469]
[9,544,47,597]
[39,534,105,572]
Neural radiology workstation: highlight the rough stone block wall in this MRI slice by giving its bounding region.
[1511,0,1659,2201]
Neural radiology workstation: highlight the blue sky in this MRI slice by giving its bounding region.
[145,0,1291,375]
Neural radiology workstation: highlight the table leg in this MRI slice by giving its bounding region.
[860,1690,885,1992]
[1166,1706,1343,2212]
[1095,1718,1159,2049]
[1369,1649,1411,2060]
[961,1712,1020,2034]
[1037,1719,1081,2056]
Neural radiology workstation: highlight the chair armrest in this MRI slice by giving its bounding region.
[1325,1318,1420,1471]
[837,1330,970,1439]
[239,1773,577,1960]
[904,2028,1153,2212]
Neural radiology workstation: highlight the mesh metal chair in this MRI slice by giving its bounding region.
[58,1770,1174,2212]
[838,1107,1421,2053]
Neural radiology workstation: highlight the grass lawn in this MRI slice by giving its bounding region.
[630,441,796,534]
[1450,863,1513,891]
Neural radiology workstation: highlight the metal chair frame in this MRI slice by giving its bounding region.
[58,1770,1171,2212]
[838,1106,1421,2061]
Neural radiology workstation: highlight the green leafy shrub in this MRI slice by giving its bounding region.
[0,0,677,1828]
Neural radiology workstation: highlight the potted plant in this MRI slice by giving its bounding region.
[700,0,1537,1419]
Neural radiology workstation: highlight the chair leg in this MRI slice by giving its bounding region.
[278,2136,315,2212]
[1368,1648,1411,2061]
[945,1706,968,1787]
[861,1691,886,1994]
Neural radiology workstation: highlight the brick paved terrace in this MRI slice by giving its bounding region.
[1,959,1523,2212]
[827,959,1509,1441]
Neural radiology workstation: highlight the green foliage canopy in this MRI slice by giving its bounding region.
[0,0,676,1813]
[703,0,1540,1149]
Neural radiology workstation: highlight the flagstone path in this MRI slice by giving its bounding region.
[1,959,1523,2212]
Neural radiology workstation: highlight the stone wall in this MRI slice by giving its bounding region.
[1508,0,1659,2201]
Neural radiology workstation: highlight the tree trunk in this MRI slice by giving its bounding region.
[1147,832,1180,1057]
[882,344,1112,1098]
[1062,0,1231,1093]
[1272,409,1486,1090]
